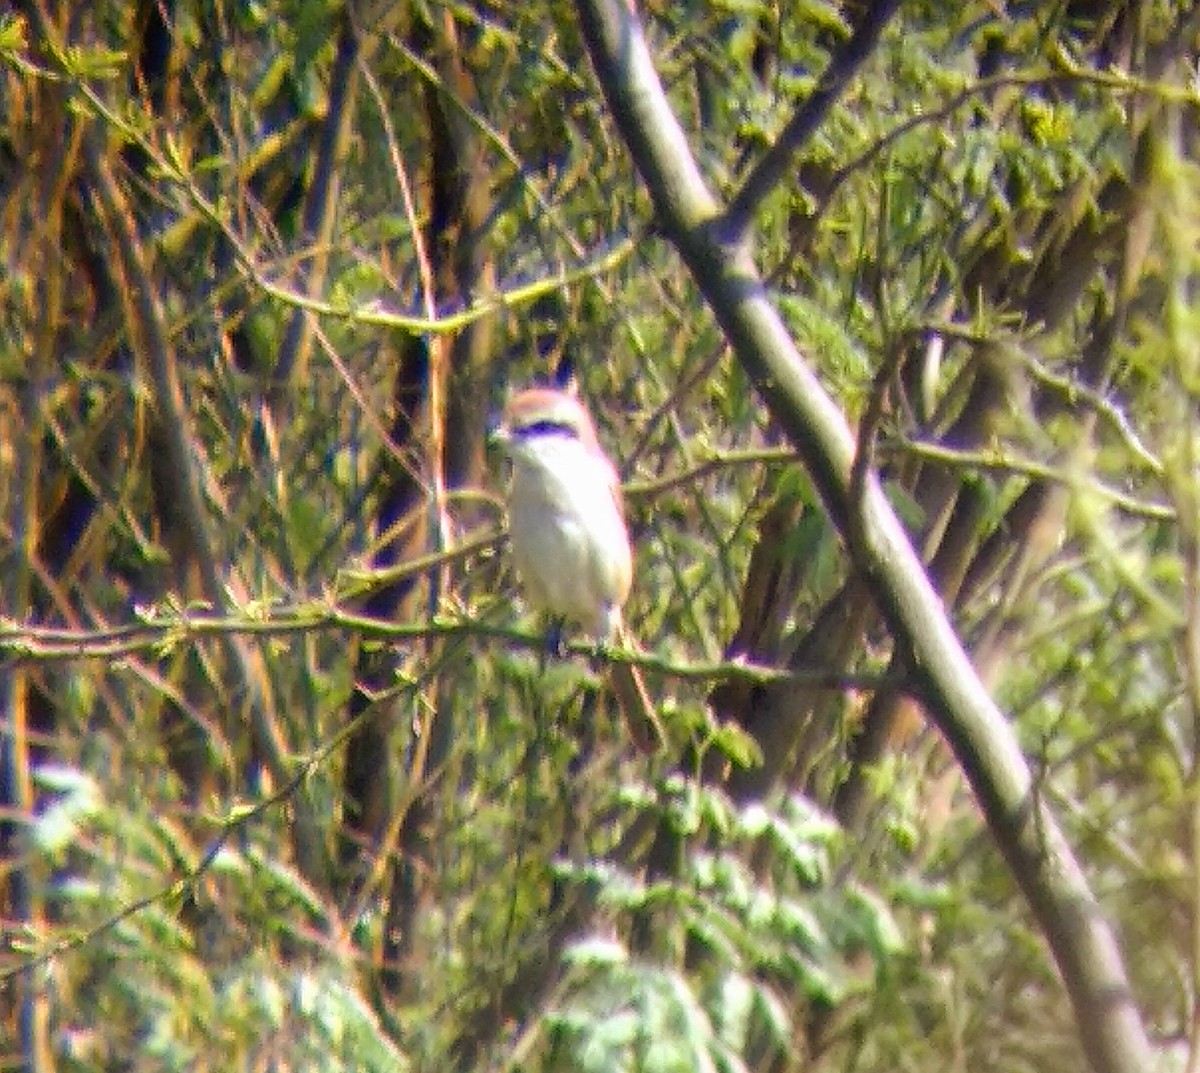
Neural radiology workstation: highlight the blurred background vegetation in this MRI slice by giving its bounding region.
[0,1,1197,1070]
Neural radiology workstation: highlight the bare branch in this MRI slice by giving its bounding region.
[722,0,903,241]
[0,605,882,692]
[272,15,362,399]
[888,438,1175,521]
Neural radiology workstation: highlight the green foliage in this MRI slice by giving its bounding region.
[25,763,406,1072]
[3,0,1198,1070]
[547,787,900,1072]
[30,766,102,860]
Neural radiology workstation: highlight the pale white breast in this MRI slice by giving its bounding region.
[506,435,632,639]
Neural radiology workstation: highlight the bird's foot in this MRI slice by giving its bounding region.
[543,617,568,666]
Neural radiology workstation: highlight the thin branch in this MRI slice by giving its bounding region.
[1021,357,1166,476]
[249,237,638,334]
[888,438,1175,521]
[721,0,904,241]
[905,320,1166,479]
[84,142,221,600]
[272,13,361,394]
[817,62,1198,225]
[625,446,797,498]
[815,71,1070,221]
[381,22,665,368]
[0,606,883,690]
[59,73,642,338]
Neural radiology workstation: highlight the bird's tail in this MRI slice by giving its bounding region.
[608,624,666,755]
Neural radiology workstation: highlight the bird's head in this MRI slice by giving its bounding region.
[493,387,601,456]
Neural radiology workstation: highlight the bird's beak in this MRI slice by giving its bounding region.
[487,419,512,451]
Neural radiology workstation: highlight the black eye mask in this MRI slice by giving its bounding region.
[514,419,580,439]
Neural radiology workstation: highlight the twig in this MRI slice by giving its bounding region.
[0,605,886,691]
[625,446,797,498]
[885,438,1175,521]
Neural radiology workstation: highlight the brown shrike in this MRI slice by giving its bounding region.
[495,386,665,754]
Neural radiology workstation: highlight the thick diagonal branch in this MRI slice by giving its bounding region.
[571,3,1151,1072]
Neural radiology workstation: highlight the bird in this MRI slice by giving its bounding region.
[494,384,665,754]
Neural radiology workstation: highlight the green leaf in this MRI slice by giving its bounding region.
[709,722,763,769]
[565,936,629,968]
[30,766,100,857]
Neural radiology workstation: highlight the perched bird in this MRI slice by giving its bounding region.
[494,385,664,754]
